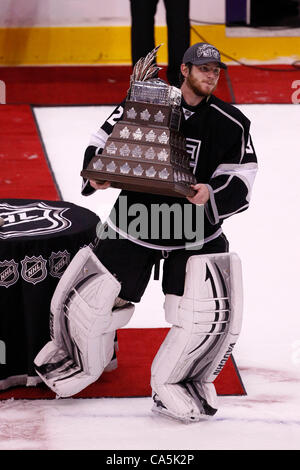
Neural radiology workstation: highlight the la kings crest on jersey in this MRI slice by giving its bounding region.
[185,137,202,174]
[182,106,202,175]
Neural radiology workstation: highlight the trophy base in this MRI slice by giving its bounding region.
[81,169,196,198]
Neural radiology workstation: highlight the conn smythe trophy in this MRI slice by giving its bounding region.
[81,46,197,197]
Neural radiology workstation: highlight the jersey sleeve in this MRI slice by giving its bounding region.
[81,101,125,196]
[205,122,258,225]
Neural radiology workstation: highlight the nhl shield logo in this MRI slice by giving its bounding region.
[49,250,70,278]
[21,255,47,285]
[0,202,71,240]
[0,260,19,288]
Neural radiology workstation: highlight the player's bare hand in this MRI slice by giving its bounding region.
[186,183,210,205]
[89,180,111,190]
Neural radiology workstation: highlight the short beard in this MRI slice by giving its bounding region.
[186,73,217,97]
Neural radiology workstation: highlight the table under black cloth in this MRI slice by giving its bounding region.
[0,199,100,391]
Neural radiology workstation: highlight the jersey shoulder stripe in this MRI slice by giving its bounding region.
[209,96,250,130]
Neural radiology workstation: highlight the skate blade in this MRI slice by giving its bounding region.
[151,404,206,424]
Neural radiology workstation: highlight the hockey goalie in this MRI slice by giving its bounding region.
[34,41,257,423]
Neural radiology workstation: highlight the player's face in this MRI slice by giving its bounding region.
[185,63,220,97]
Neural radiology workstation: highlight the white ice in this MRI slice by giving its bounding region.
[1,104,299,450]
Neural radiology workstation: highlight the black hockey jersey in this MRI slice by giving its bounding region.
[82,94,258,250]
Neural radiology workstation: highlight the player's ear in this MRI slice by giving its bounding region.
[180,63,189,78]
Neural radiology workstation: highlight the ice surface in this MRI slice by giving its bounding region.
[1,366,299,450]
[0,104,299,450]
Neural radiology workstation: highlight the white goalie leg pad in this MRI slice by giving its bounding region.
[34,246,134,397]
[151,252,243,423]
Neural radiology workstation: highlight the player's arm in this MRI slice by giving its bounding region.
[205,126,258,224]
[81,101,125,195]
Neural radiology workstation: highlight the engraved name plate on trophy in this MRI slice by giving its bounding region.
[81,78,197,198]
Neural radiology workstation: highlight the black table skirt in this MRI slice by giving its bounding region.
[0,199,100,390]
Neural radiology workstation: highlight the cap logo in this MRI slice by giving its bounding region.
[196,44,220,61]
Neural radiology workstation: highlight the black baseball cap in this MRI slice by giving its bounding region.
[182,42,227,70]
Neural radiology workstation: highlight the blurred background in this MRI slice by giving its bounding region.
[0,0,299,106]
